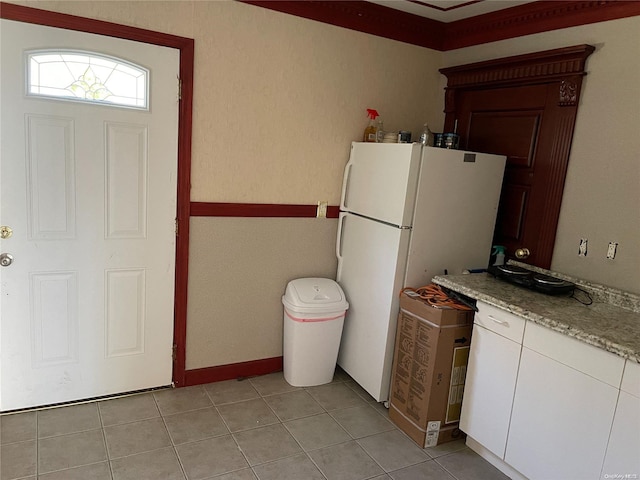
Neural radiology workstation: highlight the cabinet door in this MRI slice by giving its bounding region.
[506,348,619,480]
[601,361,640,478]
[460,323,521,459]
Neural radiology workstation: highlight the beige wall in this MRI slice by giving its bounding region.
[25,0,443,205]
[12,2,638,371]
[18,0,444,367]
[443,16,640,294]
[189,2,443,204]
[187,217,338,369]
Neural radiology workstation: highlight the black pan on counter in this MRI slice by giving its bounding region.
[487,264,576,295]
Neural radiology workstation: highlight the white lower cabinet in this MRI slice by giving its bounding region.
[460,323,521,459]
[505,347,619,480]
[460,301,525,459]
[601,361,640,478]
[462,301,635,480]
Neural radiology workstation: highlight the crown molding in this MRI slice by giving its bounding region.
[240,1,445,50]
[439,44,596,88]
[444,1,640,50]
[240,1,640,51]
[410,1,482,13]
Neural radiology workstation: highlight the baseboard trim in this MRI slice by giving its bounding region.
[183,356,284,386]
[465,436,528,480]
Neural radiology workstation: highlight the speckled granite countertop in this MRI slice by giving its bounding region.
[432,265,640,364]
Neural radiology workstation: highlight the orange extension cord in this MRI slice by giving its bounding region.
[400,284,472,310]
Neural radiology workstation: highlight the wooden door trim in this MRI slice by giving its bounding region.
[439,45,595,268]
[440,44,596,117]
[0,2,193,388]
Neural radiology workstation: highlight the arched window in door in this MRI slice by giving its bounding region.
[27,50,149,109]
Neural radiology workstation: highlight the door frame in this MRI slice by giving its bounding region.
[440,45,595,268]
[0,2,193,387]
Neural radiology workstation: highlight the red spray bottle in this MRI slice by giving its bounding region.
[363,109,379,142]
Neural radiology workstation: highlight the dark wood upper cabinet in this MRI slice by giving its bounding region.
[440,45,595,269]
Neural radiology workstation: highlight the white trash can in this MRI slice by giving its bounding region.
[282,278,349,387]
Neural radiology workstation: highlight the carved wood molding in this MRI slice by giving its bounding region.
[440,45,595,114]
[559,78,580,106]
[240,1,640,52]
[443,1,640,50]
[440,44,596,88]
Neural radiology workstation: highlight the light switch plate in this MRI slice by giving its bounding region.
[316,201,328,218]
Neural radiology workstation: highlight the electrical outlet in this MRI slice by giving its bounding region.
[316,201,328,218]
[578,238,588,257]
[607,242,618,259]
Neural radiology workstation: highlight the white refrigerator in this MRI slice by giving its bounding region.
[335,142,506,402]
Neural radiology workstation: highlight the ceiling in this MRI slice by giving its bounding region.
[367,0,537,23]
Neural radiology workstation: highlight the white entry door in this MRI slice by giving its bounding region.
[0,20,179,411]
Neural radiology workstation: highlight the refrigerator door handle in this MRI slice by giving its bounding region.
[340,160,353,211]
[336,213,346,276]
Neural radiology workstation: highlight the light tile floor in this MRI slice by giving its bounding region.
[0,370,510,480]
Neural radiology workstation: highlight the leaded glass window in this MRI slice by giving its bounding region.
[27,50,149,109]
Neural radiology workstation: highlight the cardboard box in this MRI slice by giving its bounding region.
[388,290,473,448]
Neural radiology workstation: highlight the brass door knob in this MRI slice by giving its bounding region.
[0,226,12,239]
[515,248,530,259]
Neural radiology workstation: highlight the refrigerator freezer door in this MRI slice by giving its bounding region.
[404,147,507,287]
[340,142,421,227]
[336,212,410,402]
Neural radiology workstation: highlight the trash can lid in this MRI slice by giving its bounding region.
[282,278,349,313]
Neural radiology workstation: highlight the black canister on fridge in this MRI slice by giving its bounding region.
[442,133,460,149]
[397,131,412,143]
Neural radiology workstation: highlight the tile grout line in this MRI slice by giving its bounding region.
[431,450,471,480]
[32,406,112,478]
[201,383,256,478]
[280,375,387,479]
[18,376,483,480]
[96,402,115,480]
[35,460,116,479]
[256,374,378,480]
[243,379,310,478]
[312,378,440,478]
[250,376,331,480]
[279,412,331,480]
[153,389,190,480]
[35,409,40,478]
